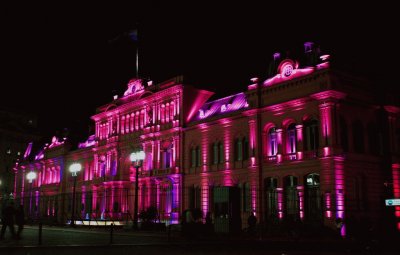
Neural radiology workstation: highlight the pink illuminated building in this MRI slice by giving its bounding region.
[13,43,400,235]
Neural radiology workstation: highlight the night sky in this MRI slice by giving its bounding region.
[1,1,398,144]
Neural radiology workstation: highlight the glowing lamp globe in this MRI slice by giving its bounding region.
[69,163,82,177]
[137,151,145,160]
[27,171,37,183]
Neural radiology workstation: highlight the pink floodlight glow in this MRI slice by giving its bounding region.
[392,163,400,230]
[320,54,330,61]
[35,150,44,160]
[23,142,33,159]
[297,151,303,160]
[223,171,233,186]
[325,192,332,218]
[323,147,330,157]
[224,126,231,169]
[298,186,304,219]
[276,154,282,163]
[277,188,283,219]
[334,157,345,223]
[201,178,209,218]
[250,156,256,166]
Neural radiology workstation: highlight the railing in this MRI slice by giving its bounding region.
[283,153,297,161]
[304,150,318,159]
[264,155,277,163]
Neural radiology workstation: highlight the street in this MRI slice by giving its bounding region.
[0,225,399,255]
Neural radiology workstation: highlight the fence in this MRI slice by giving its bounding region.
[4,184,333,232]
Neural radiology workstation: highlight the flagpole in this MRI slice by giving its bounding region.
[136,28,139,78]
[136,42,139,78]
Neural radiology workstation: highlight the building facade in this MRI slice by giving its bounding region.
[0,108,40,200]
[13,44,400,234]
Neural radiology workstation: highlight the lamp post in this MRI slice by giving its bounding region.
[69,163,82,227]
[27,171,37,220]
[130,151,145,230]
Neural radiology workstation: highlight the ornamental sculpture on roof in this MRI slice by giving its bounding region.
[123,78,145,96]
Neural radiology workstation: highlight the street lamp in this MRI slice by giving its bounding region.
[27,171,37,219]
[69,163,81,227]
[130,151,145,230]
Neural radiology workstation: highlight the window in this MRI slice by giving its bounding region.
[306,173,320,186]
[235,137,249,161]
[265,177,278,219]
[196,146,201,167]
[284,176,299,219]
[287,124,297,154]
[243,137,249,160]
[305,173,321,220]
[304,119,319,151]
[111,160,117,176]
[162,142,173,169]
[219,142,224,163]
[189,186,201,210]
[212,142,224,164]
[163,150,171,169]
[236,138,243,161]
[268,128,278,156]
[100,162,106,178]
[213,143,218,165]
[191,148,196,168]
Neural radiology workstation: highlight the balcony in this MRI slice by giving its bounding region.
[264,155,277,163]
[304,150,318,159]
[283,153,297,161]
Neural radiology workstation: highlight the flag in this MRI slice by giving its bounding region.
[128,29,138,42]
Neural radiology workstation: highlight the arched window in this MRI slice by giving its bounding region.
[351,175,368,211]
[235,138,243,161]
[189,186,201,210]
[213,142,218,165]
[162,141,173,169]
[140,110,145,129]
[135,112,140,130]
[130,113,135,132]
[352,120,365,153]
[305,173,321,221]
[125,115,130,133]
[219,142,224,163]
[191,147,196,168]
[111,160,117,176]
[304,119,319,151]
[243,137,249,160]
[212,141,224,164]
[165,103,170,123]
[268,128,278,156]
[120,117,125,134]
[287,124,297,154]
[196,146,201,167]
